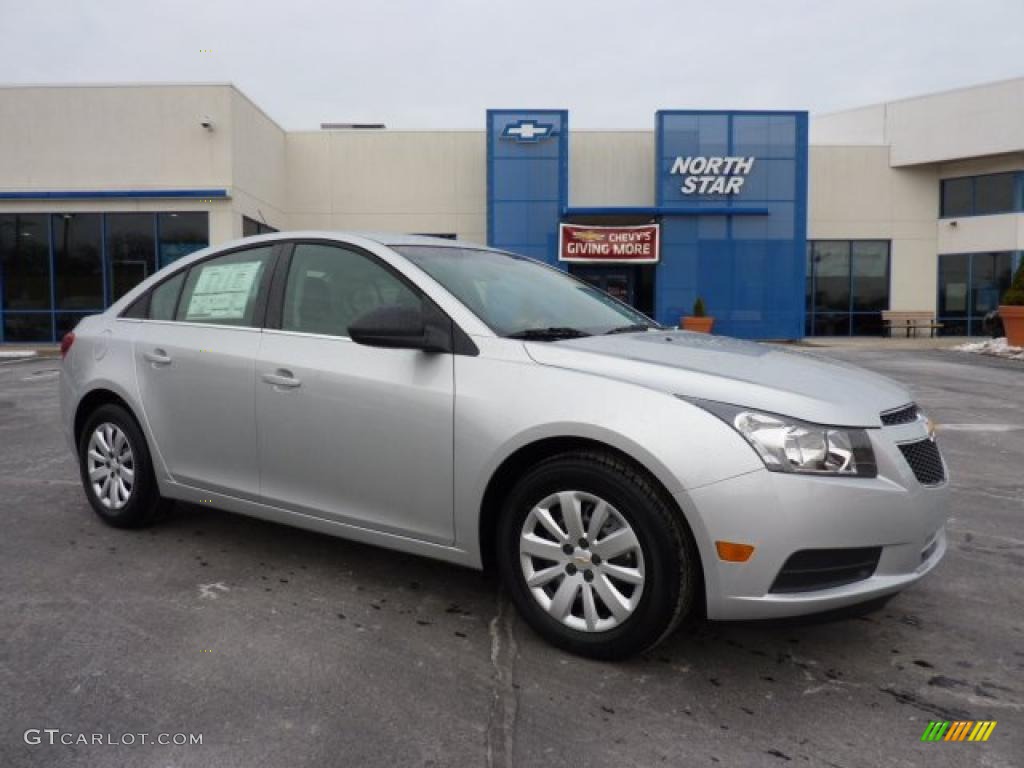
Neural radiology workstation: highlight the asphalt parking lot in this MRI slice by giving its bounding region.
[1,346,1022,768]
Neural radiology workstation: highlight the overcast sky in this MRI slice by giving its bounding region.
[2,0,1021,130]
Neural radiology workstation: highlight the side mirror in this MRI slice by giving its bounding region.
[348,305,451,353]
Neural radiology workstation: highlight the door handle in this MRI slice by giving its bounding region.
[261,369,301,389]
[144,348,172,366]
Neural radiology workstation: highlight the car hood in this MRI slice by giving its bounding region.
[524,331,912,427]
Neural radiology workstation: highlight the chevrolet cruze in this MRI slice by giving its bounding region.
[60,232,949,659]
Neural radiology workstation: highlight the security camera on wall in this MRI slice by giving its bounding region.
[200,115,214,131]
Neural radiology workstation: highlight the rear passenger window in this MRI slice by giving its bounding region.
[175,246,274,327]
[281,243,421,337]
[149,271,185,321]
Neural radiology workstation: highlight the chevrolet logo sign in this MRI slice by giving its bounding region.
[501,119,557,143]
[572,231,604,242]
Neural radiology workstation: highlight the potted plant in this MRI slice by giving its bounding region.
[999,261,1024,347]
[681,297,715,333]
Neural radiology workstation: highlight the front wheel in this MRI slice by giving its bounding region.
[497,451,699,660]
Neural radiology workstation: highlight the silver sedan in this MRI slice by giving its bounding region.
[59,232,949,659]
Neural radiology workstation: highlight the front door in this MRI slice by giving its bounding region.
[571,266,636,306]
[256,241,455,544]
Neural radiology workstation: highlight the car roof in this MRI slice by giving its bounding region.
[360,232,478,248]
[235,230,488,249]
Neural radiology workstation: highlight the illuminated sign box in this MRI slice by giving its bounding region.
[559,223,660,264]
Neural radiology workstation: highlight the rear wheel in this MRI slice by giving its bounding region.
[78,404,169,528]
[497,451,699,660]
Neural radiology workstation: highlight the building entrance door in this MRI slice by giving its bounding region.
[570,265,636,306]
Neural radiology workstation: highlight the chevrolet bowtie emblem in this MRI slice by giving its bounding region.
[501,119,557,143]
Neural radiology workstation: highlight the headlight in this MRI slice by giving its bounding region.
[682,398,877,477]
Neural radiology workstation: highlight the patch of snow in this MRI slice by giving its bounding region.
[954,337,1024,361]
[0,349,38,359]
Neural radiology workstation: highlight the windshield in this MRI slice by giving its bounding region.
[393,246,657,337]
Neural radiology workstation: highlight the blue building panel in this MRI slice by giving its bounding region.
[486,107,808,340]
[487,110,568,267]
[655,110,808,339]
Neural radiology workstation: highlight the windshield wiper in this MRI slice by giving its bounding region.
[506,327,592,341]
[604,323,657,335]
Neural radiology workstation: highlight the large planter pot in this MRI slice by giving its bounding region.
[1000,305,1024,347]
[681,316,715,333]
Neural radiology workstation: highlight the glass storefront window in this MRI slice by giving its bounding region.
[3,312,53,342]
[974,174,1017,215]
[938,251,1017,335]
[851,241,889,311]
[971,252,1013,315]
[0,214,51,310]
[810,241,850,312]
[242,215,278,237]
[106,213,156,301]
[52,213,103,309]
[941,172,1023,217]
[938,254,969,321]
[159,213,209,266]
[0,211,209,342]
[806,240,891,336]
[940,177,974,217]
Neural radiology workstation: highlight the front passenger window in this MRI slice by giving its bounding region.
[175,246,274,327]
[282,243,421,337]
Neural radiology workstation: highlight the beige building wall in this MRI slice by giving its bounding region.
[812,78,1024,167]
[885,79,1024,167]
[0,84,291,245]
[284,131,486,244]
[229,89,287,237]
[811,105,887,147]
[2,80,1021,335]
[0,84,232,192]
[569,132,655,207]
[808,146,940,311]
[0,84,271,246]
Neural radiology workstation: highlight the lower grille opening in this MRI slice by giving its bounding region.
[770,547,882,594]
[898,439,946,486]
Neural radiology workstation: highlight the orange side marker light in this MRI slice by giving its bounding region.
[715,541,756,562]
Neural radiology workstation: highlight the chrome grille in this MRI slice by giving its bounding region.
[881,404,919,426]
[898,439,945,486]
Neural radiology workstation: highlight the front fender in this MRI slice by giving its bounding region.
[451,346,761,563]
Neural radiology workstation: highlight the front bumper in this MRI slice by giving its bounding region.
[678,430,950,621]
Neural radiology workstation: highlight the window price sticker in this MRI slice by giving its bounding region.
[186,261,262,321]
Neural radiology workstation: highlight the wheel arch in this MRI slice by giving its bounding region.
[73,387,141,452]
[477,435,705,606]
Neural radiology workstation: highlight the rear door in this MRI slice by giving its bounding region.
[133,244,278,498]
[255,240,455,543]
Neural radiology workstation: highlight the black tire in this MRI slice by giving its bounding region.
[77,403,169,528]
[497,450,699,660]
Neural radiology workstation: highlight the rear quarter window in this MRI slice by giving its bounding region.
[149,272,185,321]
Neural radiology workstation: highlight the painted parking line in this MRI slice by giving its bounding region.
[936,424,1024,432]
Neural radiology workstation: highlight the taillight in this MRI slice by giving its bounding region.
[60,331,75,360]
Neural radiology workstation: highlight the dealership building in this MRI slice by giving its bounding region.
[1,78,1022,342]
